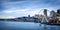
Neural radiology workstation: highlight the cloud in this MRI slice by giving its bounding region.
[1,1,27,10]
[2,1,25,5]
[1,0,60,10]
[0,16,16,19]
[0,8,52,19]
[1,0,60,19]
[2,9,29,13]
[1,8,39,14]
[0,8,43,18]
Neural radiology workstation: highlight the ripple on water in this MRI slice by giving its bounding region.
[0,21,60,30]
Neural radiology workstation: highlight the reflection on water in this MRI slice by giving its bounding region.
[0,21,60,30]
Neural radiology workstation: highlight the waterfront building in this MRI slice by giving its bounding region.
[28,15,30,17]
[57,9,60,14]
[50,11,55,17]
[50,10,56,19]
[43,9,47,16]
[57,9,60,17]
[34,14,44,19]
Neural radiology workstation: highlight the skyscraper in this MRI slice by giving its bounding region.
[57,9,60,14]
[50,11,55,17]
[50,10,57,19]
[43,9,47,16]
[57,9,60,17]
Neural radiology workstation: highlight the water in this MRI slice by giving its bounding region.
[0,21,60,30]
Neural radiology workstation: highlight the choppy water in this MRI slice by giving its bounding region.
[0,21,60,30]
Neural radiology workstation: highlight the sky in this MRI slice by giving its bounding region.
[0,0,60,19]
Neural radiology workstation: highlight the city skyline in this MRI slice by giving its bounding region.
[0,0,60,19]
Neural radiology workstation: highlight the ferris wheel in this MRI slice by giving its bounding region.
[38,9,50,23]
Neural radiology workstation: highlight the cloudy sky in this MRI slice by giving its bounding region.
[0,0,60,19]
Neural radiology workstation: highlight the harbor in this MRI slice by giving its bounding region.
[0,21,60,30]
[1,0,60,30]
[36,9,60,25]
[0,9,60,25]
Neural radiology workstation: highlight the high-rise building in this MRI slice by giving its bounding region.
[28,15,30,17]
[57,9,60,17]
[50,10,57,19]
[50,11,55,17]
[57,9,60,14]
[43,9,47,16]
